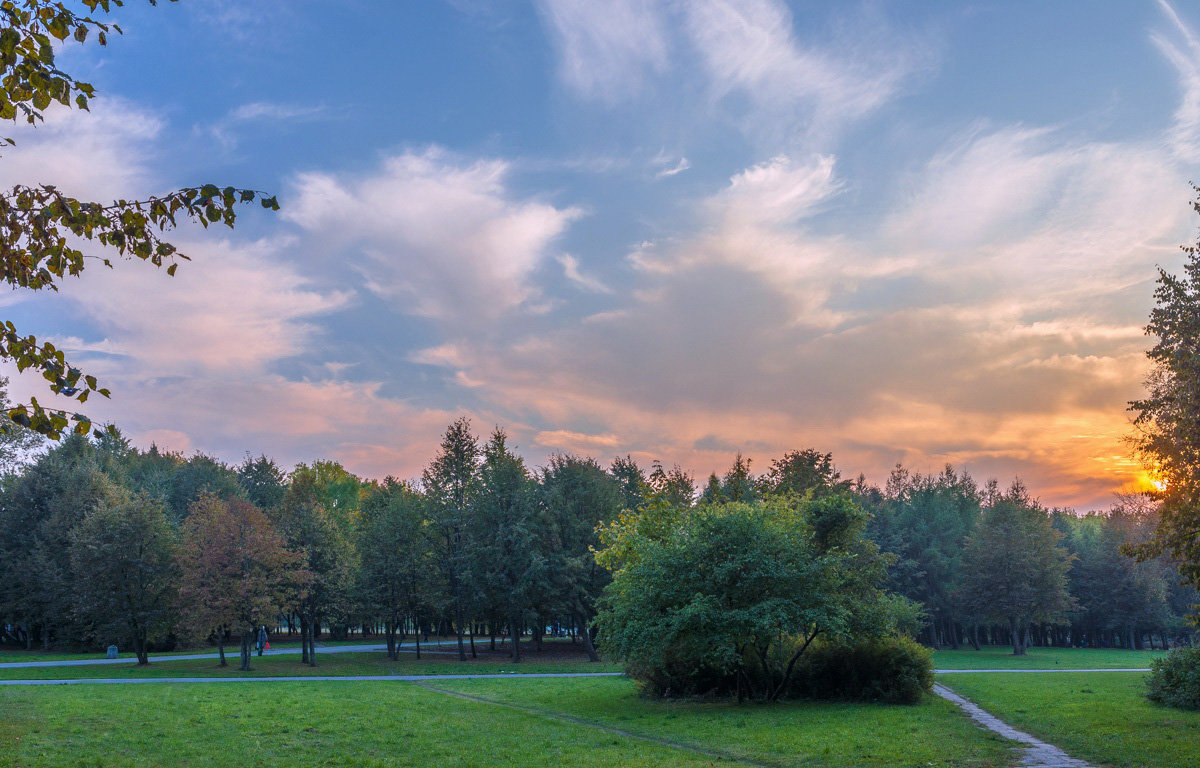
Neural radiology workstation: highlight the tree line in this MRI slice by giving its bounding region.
[0,416,1194,667]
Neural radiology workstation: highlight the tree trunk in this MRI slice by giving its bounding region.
[133,631,149,666]
[239,628,253,671]
[509,613,522,662]
[386,619,397,661]
[217,631,227,667]
[579,609,600,662]
[1009,620,1026,656]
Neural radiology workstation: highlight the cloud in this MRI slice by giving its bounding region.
[535,0,934,145]
[0,99,162,201]
[284,147,583,326]
[1153,0,1200,163]
[534,0,671,102]
[556,254,612,293]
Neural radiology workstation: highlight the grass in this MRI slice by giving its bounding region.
[0,650,622,680]
[942,671,1200,768]
[933,645,1165,669]
[430,676,1014,768]
[0,677,1015,768]
[0,681,749,768]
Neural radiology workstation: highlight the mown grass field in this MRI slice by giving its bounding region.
[0,650,622,679]
[0,677,1015,768]
[942,671,1199,768]
[932,645,1165,670]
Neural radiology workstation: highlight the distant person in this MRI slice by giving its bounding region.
[257,625,268,657]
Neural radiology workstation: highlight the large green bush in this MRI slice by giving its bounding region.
[793,636,933,704]
[596,493,918,702]
[1146,647,1200,710]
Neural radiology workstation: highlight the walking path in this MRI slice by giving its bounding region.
[0,671,624,686]
[933,683,1095,768]
[936,668,1150,673]
[0,641,459,669]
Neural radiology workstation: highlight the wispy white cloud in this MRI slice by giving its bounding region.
[285,147,582,326]
[557,254,612,293]
[534,0,670,102]
[1152,0,1200,162]
[535,0,935,146]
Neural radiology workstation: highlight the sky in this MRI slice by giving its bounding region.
[2,0,1199,509]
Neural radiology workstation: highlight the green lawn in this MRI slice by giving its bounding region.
[0,650,621,679]
[0,681,751,768]
[942,671,1199,768]
[933,645,1164,670]
[430,676,1014,768]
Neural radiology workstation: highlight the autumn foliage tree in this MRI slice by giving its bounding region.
[178,494,307,671]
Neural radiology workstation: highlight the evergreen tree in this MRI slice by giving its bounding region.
[422,417,481,661]
[540,454,623,661]
[357,479,432,660]
[957,482,1075,654]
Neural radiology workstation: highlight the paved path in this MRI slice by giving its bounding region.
[0,641,460,669]
[934,683,1095,768]
[0,671,625,686]
[936,668,1150,673]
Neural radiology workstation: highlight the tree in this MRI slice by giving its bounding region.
[178,494,307,671]
[720,453,758,503]
[759,448,850,498]
[866,464,981,648]
[69,491,178,665]
[422,417,480,661]
[0,433,114,649]
[646,460,695,508]
[540,454,623,661]
[1129,188,1200,615]
[273,471,354,666]
[0,1,279,438]
[237,454,286,510]
[357,478,432,660]
[465,429,543,662]
[596,493,907,702]
[957,482,1075,655]
[609,455,645,511]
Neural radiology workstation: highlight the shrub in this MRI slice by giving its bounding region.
[793,636,933,704]
[1146,647,1200,710]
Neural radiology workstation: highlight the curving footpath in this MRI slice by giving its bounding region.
[933,683,1097,768]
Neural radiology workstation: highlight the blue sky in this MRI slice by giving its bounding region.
[3,0,1199,507]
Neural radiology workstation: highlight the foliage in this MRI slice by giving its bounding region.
[539,453,623,661]
[421,416,480,660]
[596,494,906,702]
[177,494,307,670]
[956,482,1075,654]
[759,448,850,497]
[867,465,981,645]
[68,490,178,664]
[273,473,353,666]
[464,429,543,661]
[356,478,432,659]
[1129,189,1200,622]
[1146,646,1200,710]
[793,636,933,704]
[0,0,278,438]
